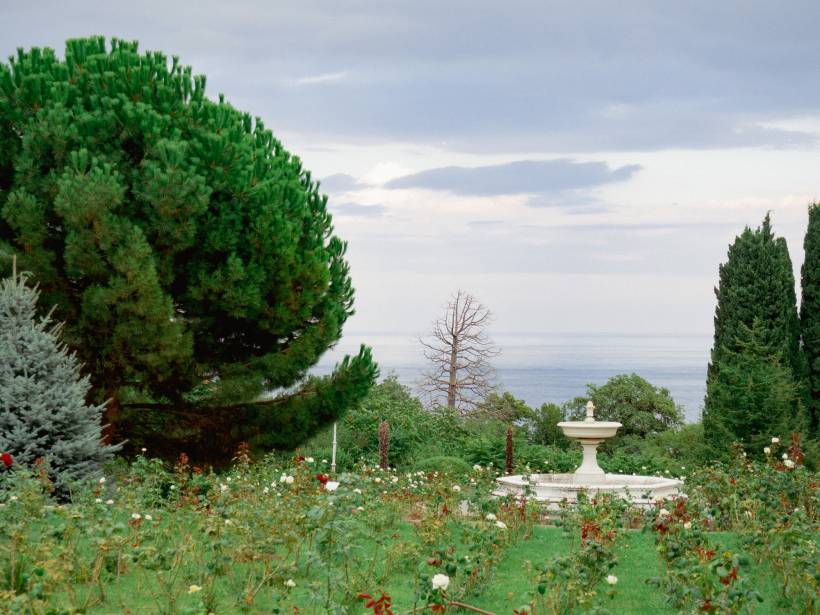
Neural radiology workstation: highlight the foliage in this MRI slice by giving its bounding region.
[0,37,375,455]
[563,373,683,445]
[524,495,624,614]
[0,448,816,613]
[800,202,820,434]
[528,402,570,448]
[646,498,763,614]
[683,441,817,613]
[705,214,805,448]
[475,392,534,423]
[301,378,469,471]
[0,272,118,492]
[413,456,473,475]
[703,321,802,456]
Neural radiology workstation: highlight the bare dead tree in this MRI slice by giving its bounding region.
[419,290,500,413]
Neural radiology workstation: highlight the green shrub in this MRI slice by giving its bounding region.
[414,456,473,475]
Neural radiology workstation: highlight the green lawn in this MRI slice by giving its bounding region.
[453,527,791,614]
[18,524,793,614]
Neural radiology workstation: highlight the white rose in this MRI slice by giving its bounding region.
[144,514,153,521]
[106,499,114,505]
[683,521,692,530]
[452,485,461,492]
[285,475,294,484]
[473,464,482,471]
[495,520,508,530]
[658,508,670,518]
[431,573,450,591]
[306,457,314,463]
[764,447,771,455]
[784,459,795,468]
[95,498,102,503]
[485,513,497,521]
[782,453,789,460]
[131,513,141,520]
[325,481,340,492]
[771,437,780,444]
[353,488,362,494]
[606,575,618,585]
[99,477,106,484]
[284,578,296,588]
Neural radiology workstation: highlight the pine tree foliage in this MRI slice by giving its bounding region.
[0,272,118,488]
[704,214,804,446]
[0,38,376,454]
[801,203,820,434]
[703,321,800,455]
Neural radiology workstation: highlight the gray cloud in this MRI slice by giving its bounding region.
[330,202,386,217]
[5,2,820,152]
[320,173,365,193]
[385,159,640,196]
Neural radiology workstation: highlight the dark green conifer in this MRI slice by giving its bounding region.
[0,38,376,457]
[704,321,799,454]
[800,203,820,434]
[704,214,804,450]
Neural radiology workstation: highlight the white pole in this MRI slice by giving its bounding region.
[331,422,337,474]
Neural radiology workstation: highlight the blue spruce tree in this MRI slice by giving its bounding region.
[0,270,118,492]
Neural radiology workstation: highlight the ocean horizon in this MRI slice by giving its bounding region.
[314,332,712,423]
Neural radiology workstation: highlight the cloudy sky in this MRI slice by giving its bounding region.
[3,1,819,339]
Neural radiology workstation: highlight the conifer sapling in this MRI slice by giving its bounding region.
[0,270,119,491]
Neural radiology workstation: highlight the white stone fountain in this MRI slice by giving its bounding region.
[494,401,681,508]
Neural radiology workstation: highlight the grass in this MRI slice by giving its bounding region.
[52,527,791,614]
[452,527,793,614]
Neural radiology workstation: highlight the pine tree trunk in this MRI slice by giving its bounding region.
[102,392,120,445]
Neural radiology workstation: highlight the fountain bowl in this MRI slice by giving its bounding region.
[493,472,682,509]
[557,421,621,440]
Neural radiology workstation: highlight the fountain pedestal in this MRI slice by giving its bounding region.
[576,438,606,476]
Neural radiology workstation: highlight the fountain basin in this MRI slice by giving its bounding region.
[557,421,621,439]
[493,472,682,509]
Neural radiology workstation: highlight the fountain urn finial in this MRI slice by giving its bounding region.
[585,400,595,423]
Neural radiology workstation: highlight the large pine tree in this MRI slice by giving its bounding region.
[801,203,820,434]
[704,214,804,451]
[0,270,118,490]
[0,38,377,458]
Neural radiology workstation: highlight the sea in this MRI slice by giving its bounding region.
[314,333,712,423]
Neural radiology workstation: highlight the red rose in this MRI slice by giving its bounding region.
[1,452,12,468]
[316,473,329,485]
[295,455,306,463]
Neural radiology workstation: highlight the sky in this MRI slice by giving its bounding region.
[2,1,819,341]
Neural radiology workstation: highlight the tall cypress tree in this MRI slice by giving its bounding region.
[704,214,804,450]
[0,270,119,491]
[801,203,820,434]
[704,321,798,454]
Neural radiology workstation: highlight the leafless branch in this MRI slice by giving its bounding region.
[417,290,499,414]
